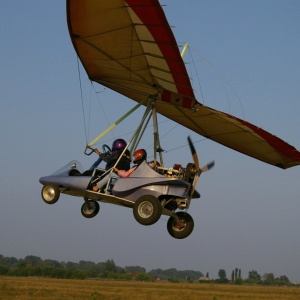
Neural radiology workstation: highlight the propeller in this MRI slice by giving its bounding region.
[187,136,215,196]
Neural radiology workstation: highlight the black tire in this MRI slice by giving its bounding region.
[41,185,60,204]
[81,200,100,218]
[167,212,194,239]
[133,195,162,226]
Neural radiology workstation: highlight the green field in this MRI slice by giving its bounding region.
[1,276,300,300]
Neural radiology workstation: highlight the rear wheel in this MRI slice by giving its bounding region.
[41,185,60,204]
[133,195,162,226]
[81,200,100,218]
[167,212,194,239]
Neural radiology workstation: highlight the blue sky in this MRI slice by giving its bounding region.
[1,1,300,282]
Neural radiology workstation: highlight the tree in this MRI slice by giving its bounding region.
[0,256,18,267]
[0,265,9,275]
[217,269,228,283]
[248,270,261,283]
[65,261,79,270]
[233,268,242,284]
[275,275,290,286]
[148,268,202,281]
[231,270,234,282]
[79,260,96,271]
[23,255,42,267]
[278,275,290,283]
[218,269,227,280]
[125,266,146,274]
[95,262,106,273]
[178,270,203,281]
[104,259,117,273]
[262,273,275,285]
[148,268,176,280]
[43,259,62,269]
[119,273,133,280]
[135,272,153,281]
[71,270,87,279]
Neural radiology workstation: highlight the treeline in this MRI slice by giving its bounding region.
[0,255,295,285]
[213,268,294,286]
[0,255,202,281]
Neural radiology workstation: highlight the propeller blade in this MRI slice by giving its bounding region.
[187,136,199,169]
[200,161,215,172]
[190,174,199,197]
[187,136,200,197]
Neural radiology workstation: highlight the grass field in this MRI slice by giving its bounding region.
[1,276,300,300]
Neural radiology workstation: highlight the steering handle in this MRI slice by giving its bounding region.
[84,146,95,156]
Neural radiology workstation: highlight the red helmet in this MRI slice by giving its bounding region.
[112,139,127,152]
[133,149,147,164]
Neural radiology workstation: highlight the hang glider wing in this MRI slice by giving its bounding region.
[67,0,300,169]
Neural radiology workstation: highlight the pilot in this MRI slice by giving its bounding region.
[94,138,131,171]
[90,139,131,192]
[113,149,147,177]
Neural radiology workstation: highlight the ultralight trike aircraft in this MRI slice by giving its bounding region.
[40,0,300,239]
[40,134,214,239]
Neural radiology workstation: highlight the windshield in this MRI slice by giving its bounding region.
[51,160,84,175]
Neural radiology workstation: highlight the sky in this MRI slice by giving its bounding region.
[1,0,300,282]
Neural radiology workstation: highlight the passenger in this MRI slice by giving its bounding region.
[94,138,131,171]
[113,149,147,178]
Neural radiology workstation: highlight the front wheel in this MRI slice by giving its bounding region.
[81,200,100,218]
[167,212,194,239]
[133,195,162,226]
[41,185,60,204]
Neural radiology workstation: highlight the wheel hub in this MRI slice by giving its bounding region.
[43,187,55,201]
[173,219,186,231]
[138,202,153,218]
[83,203,95,214]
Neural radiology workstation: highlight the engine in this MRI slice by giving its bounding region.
[156,163,196,184]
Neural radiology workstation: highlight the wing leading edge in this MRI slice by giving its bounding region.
[67,0,300,169]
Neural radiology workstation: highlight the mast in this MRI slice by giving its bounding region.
[152,102,164,167]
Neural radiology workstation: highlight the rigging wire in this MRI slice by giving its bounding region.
[91,82,115,141]
[165,137,207,154]
[184,44,245,120]
[145,137,208,161]
[76,56,88,145]
[76,52,119,147]
[76,68,117,147]
[187,47,205,104]
[191,45,245,120]
[86,82,92,142]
